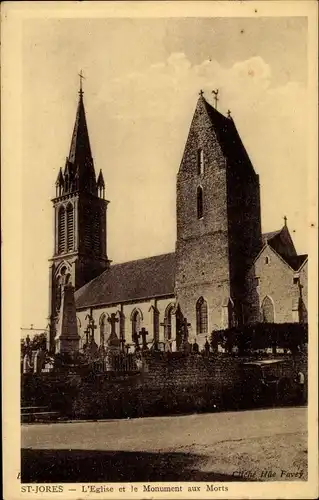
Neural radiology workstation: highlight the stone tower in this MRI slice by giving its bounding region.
[48,83,110,351]
[175,93,262,343]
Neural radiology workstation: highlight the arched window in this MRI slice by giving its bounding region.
[131,310,141,342]
[197,186,203,219]
[261,296,275,323]
[165,305,174,340]
[66,204,74,251]
[196,297,208,334]
[100,314,107,346]
[197,149,204,175]
[58,206,66,254]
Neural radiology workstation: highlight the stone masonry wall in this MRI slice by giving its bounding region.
[255,246,304,323]
[175,98,231,337]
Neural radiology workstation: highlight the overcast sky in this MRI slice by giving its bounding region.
[21,16,309,329]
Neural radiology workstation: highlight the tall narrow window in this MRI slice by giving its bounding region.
[197,149,204,175]
[58,206,66,254]
[261,296,275,323]
[66,204,74,251]
[132,310,141,342]
[196,297,208,334]
[197,186,204,219]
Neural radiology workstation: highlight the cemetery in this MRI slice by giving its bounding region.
[21,285,307,422]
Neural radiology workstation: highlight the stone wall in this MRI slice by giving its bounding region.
[22,351,306,421]
[254,246,307,323]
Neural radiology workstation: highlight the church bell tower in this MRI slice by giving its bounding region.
[175,92,262,343]
[48,78,110,351]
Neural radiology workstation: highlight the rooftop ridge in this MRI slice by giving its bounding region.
[110,251,175,267]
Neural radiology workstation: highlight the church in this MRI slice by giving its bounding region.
[48,84,308,352]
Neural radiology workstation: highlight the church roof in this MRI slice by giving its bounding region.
[258,228,307,271]
[283,254,308,271]
[54,88,99,198]
[261,224,297,260]
[201,96,256,176]
[262,229,282,245]
[69,91,93,165]
[75,252,176,309]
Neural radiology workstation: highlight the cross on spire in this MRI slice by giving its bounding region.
[199,89,204,97]
[78,70,85,96]
[212,89,219,109]
[284,215,287,226]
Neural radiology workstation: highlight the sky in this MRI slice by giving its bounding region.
[20,16,309,329]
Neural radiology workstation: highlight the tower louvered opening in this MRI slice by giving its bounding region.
[84,207,92,251]
[92,211,101,255]
[66,204,74,251]
[58,207,66,253]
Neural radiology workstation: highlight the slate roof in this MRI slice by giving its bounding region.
[262,230,282,246]
[55,91,98,197]
[69,91,92,165]
[260,229,308,271]
[202,97,256,176]
[284,254,308,271]
[75,252,176,309]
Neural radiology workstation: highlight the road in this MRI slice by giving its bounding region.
[21,406,307,483]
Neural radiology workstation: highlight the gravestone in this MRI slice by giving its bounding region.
[138,328,149,351]
[106,313,120,353]
[33,349,46,373]
[23,354,31,374]
[55,283,80,354]
[192,340,199,354]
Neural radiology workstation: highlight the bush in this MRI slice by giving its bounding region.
[211,323,307,355]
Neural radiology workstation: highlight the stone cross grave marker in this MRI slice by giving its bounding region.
[85,314,97,342]
[160,317,170,339]
[139,327,149,350]
[108,313,119,335]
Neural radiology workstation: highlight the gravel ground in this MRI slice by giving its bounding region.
[21,406,307,482]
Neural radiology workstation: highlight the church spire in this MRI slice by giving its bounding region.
[61,78,97,195]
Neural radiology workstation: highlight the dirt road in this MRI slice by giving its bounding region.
[21,406,307,482]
